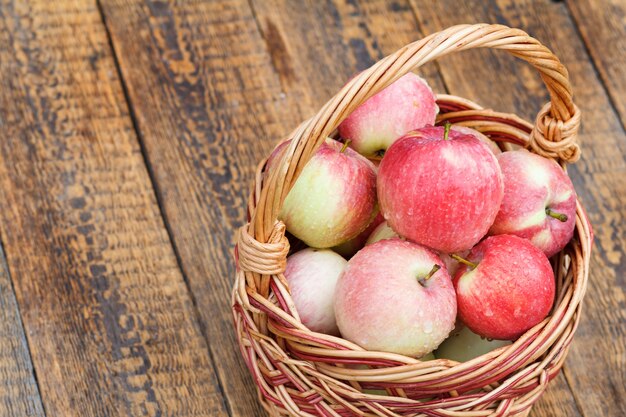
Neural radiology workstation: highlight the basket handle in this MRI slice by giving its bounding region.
[249,23,581,256]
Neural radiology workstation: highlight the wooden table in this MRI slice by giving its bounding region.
[0,1,623,416]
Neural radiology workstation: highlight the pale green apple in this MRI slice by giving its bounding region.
[434,324,511,362]
[270,138,378,248]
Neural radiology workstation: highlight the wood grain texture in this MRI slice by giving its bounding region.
[567,0,626,128]
[409,1,626,416]
[97,1,303,415]
[0,243,45,417]
[0,1,227,416]
[249,0,447,108]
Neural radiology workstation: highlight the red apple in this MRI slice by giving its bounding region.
[338,73,438,159]
[285,248,347,335]
[269,138,378,248]
[489,150,577,257]
[377,125,504,253]
[333,212,384,258]
[334,239,456,357]
[453,235,555,340]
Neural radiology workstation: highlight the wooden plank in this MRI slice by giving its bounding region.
[249,0,447,106]
[567,0,626,128]
[408,1,626,416]
[0,1,227,416]
[97,1,303,415]
[0,242,45,417]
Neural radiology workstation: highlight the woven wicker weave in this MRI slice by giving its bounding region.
[232,23,592,417]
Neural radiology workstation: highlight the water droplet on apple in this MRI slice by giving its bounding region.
[423,322,433,334]
[485,309,494,317]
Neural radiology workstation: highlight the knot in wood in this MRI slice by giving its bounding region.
[237,221,290,275]
[529,102,581,163]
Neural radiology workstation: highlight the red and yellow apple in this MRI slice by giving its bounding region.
[489,150,577,257]
[334,239,456,357]
[378,125,504,253]
[453,235,555,340]
[338,73,438,159]
[272,138,378,248]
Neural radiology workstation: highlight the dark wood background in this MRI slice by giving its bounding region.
[0,0,623,416]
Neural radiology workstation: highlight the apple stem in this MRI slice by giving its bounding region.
[418,264,440,286]
[340,140,351,153]
[450,254,478,270]
[545,208,568,222]
[443,121,452,140]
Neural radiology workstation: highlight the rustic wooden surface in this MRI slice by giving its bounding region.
[0,0,623,416]
[0,1,227,416]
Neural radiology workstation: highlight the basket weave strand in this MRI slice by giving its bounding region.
[232,23,592,417]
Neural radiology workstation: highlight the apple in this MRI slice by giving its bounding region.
[450,125,501,155]
[434,323,511,362]
[377,124,504,253]
[334,239,456,357]
[269,138,378,248]
[284,248,347,335]
[338,73,438,159]
[489,150,577,257]
[365,220,398,245]
[453,234,555,340]
[333,212,384,258]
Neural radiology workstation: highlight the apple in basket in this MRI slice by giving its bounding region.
[489,149,577,257]
[377,124,504,253]
[284,248,347,335]
[338,73,438,159]
[334,239,456,358]
[434,323,511,362]
[453,235,555,340]
[267,138,378,249]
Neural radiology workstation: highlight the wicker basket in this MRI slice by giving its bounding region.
[232,24,592,417]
